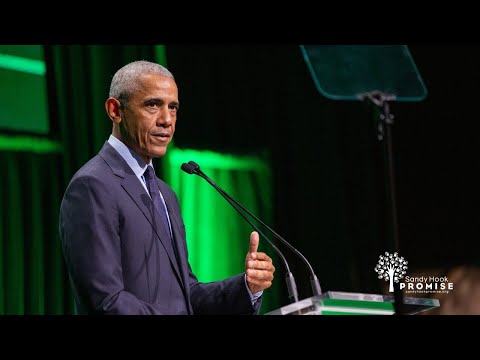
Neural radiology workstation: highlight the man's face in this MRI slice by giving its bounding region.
[118,74,179,164]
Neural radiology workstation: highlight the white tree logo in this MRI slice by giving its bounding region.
[374,251,408,292]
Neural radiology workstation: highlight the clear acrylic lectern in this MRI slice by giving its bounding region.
[266,291,439,315]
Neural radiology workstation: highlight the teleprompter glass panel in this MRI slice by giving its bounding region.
[300,45,427,102]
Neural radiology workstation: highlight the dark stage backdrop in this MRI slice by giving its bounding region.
[166,45,480,303]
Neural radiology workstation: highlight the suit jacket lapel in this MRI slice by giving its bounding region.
[99,142,184,286]
[163,196,191,303]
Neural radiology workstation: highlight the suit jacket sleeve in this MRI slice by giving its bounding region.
[60,174,163,314]
[189,271,262,315]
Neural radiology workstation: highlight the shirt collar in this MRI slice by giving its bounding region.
[108,134,153,177]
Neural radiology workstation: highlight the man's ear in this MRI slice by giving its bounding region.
[105,98,122,124]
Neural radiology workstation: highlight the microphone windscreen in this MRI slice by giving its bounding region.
[188,161,200,171]
[181,163,195,174]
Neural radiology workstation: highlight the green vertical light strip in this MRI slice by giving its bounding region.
[196,176,217,280]
[181,172,199,267]
[214,169,233,278]
[5,155,24,314]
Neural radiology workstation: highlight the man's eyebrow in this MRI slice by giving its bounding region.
[144,98,179,106]
[144,97,162,103]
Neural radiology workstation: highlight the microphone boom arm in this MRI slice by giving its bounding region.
[189,161,322,296]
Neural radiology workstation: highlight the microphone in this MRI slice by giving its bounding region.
[184,160,322,297]
[181,162,299,303]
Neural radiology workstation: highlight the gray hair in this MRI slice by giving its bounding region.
[109,60,174,106]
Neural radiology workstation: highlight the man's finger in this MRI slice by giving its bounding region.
[251,252,271,262]
[247,260,275,271]
[249,231,259,254]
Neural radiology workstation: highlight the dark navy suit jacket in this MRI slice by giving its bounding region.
[59,142,259,314]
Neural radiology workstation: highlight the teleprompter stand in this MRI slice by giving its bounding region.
[266,46,430,315]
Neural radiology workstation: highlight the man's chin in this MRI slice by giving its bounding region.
[150,146,168,159]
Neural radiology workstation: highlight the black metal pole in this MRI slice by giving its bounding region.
[379,100,404,315]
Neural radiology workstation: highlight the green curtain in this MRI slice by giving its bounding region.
[0,150,69,314]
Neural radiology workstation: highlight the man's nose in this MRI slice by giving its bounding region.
[157,107,172,127]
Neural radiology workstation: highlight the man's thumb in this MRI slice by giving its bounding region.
[249,231,259,254]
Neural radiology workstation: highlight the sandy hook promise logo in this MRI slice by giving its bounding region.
[374,251,454,294]
[374,252,408,292]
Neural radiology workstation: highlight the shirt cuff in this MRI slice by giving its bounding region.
[244,274,263,304]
